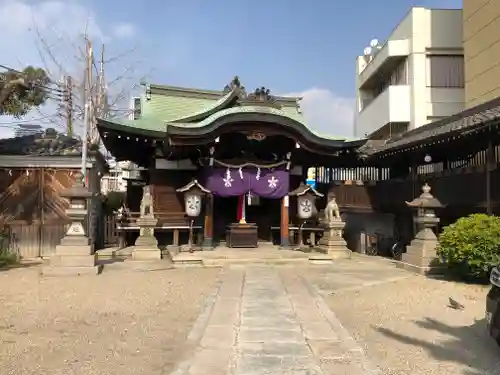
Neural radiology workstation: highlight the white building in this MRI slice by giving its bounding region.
[354,8,464,139]
[100,160,143,194]
[129,97,141,120]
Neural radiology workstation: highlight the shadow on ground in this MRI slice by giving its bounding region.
[0,262,40,272]
[375,317,500,375]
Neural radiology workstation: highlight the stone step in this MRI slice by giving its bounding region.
[203,258,309,266]
[172,254,204,267]
[309,250,351,263]
[104,259,174,271]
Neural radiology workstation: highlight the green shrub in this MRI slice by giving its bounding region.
[437,213,500,281]
[0,248,18,268]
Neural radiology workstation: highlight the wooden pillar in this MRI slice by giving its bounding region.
[486,140,494,215]
[203,194,214,250]
[280,196,290,248]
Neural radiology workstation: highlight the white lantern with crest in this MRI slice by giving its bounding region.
[289,182,324,220]
[176,179,211,217]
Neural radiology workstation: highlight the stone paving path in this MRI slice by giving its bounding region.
[172,266,382,375]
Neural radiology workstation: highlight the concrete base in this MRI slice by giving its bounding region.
[398,228,442,275]
[132,230,161,260]
[396,261,444,275]
[313,220,351,261]
[132,246,162,261]
[42,235,102,277]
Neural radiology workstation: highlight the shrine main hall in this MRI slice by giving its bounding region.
[96,77,367,252]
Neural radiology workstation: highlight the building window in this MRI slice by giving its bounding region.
[428,55,464,88]
[373,58,408,96]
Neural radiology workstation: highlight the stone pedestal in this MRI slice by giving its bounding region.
[310,220,351,262]
[132,216,161,260]
[398,222,443,275]
[42,182,102,276]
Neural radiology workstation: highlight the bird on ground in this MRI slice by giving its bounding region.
[448,297,465,310]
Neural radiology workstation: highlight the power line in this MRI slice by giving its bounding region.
[0,114,60,126]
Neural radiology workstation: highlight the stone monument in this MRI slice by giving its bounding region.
[132,185,161,260]
[310,192,351,262]
[399,183,444,275]
[42,180,102,276]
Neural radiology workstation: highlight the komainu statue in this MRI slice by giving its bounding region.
[324,194,341,224]
[140,185,154,217]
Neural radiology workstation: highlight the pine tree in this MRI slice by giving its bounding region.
[0,66,50,118]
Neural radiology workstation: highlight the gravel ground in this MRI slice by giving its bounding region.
[0,265,221,375]
[313,273,500,375]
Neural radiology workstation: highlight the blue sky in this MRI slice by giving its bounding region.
[0,0,462,137]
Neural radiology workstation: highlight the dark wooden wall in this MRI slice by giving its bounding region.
[149,169,196,225]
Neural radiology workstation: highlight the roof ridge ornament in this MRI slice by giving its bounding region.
[223,76,246,95]
[223,76,280,108]
[240,85,281,109]
[247,86,275,103]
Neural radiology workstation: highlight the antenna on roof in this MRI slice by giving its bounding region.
[363,39,382,63]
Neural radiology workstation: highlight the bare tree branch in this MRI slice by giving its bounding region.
[103,45,139,65]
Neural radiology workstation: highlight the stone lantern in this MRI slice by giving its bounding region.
[176,179,211,251]
[401,182,444,274]
[42,179,102,276]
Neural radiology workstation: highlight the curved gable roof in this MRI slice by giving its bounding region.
[166,106,361,149]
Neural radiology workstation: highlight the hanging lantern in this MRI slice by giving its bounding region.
[176,179,211,217]
[289,182,324,219]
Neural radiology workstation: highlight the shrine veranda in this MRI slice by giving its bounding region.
[96,77,367,249]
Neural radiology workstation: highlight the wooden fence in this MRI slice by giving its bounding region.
[2,216,119,259]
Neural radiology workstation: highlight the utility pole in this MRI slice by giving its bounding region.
[65,75,74,137]
[81,39,93,185]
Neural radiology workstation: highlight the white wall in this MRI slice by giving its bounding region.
[355,8,464,137]
[356,86,411,137]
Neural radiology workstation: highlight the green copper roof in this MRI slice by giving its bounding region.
[99,105,348,141]
[169,106,302,127]
[142,94,219,122]
[99,117,166,137]
[169,90,237,122]
[97,78,351,141]
[166,106,347,141]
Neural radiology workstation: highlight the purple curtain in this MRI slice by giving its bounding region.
[204,167,250,197]
[204,167,289,199]
[251,167,289,198]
